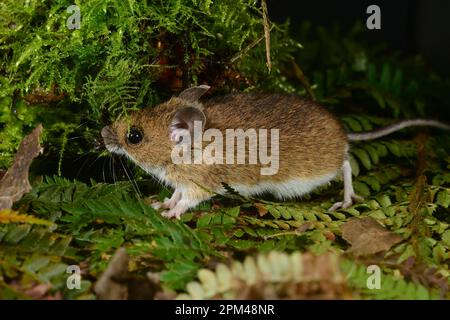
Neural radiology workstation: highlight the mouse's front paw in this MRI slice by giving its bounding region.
[161,208,184,220]
[152,197,178,210]
[151,201,164,210]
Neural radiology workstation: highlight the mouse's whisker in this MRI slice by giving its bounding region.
[74,151,96,180]
[119,157,142,198]
[102,156,107,183]
[128,164,141,198]
[87,154,104,170]
[76,152,104,179]
[113,156,118,185]
[67,136,84,141]
[74,120,91,131]
[110,156,115,185]
[73,148,100,165]
[72,151,91,163]
[75,156,90,180]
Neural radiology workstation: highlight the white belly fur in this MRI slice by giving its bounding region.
[229,172,338,199]
[125,146,338,199]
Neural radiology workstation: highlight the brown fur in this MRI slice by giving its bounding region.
[105,93,348,200]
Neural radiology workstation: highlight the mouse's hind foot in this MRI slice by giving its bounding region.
[329,193,363,211]
[328,159,364,211]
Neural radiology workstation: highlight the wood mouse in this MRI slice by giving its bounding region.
[102,85,450,219]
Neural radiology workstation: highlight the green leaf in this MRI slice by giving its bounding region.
[23,256,51,273]
[392,69,403,95]
[196,214,213,228]
[363,144,380,165]
[226,207,241,217]
[442,230,450,246]
[436,190,450,208]
[380,63,391,90]
[353,181,371,197]
[352,148,372,170]
[3,225,31,244]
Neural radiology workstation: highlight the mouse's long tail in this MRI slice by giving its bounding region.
[347,119,450,142]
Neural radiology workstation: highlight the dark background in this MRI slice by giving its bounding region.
[268,0,450,76]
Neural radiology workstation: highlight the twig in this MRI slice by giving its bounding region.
[409,132,428,214]
[230,25,274,64]
[408,132,429,261]
[292,60,316,101]
[263,222,313,239]
[261,0,271,72]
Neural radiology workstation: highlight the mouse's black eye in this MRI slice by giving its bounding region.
[126,127,143,145]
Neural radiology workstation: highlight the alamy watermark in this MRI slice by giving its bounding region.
[171,121,280,176]
[66,265,81,290]
[366,265,381,289]
[366,5,381,30]
[67,5,81,30]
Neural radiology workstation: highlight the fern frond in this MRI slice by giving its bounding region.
[0,209,53,226]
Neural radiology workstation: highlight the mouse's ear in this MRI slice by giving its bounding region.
[178,85,210,103]
[170,107,206,143]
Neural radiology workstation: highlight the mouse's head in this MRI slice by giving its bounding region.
[101,85,210,173]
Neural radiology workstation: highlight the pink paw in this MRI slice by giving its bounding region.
[151,201,164,210]
[329,194,364,211]
[151,197,178,210]
[161,208,183,220]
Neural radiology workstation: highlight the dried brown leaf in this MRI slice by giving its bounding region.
[341,217,403,256]
[0,124,43,210]
[400,256,448,296]
[94,248,130,300]
[23,85,65,105]
[254,203,268,217]
[94,248,163,300]
[24,283,52,299]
